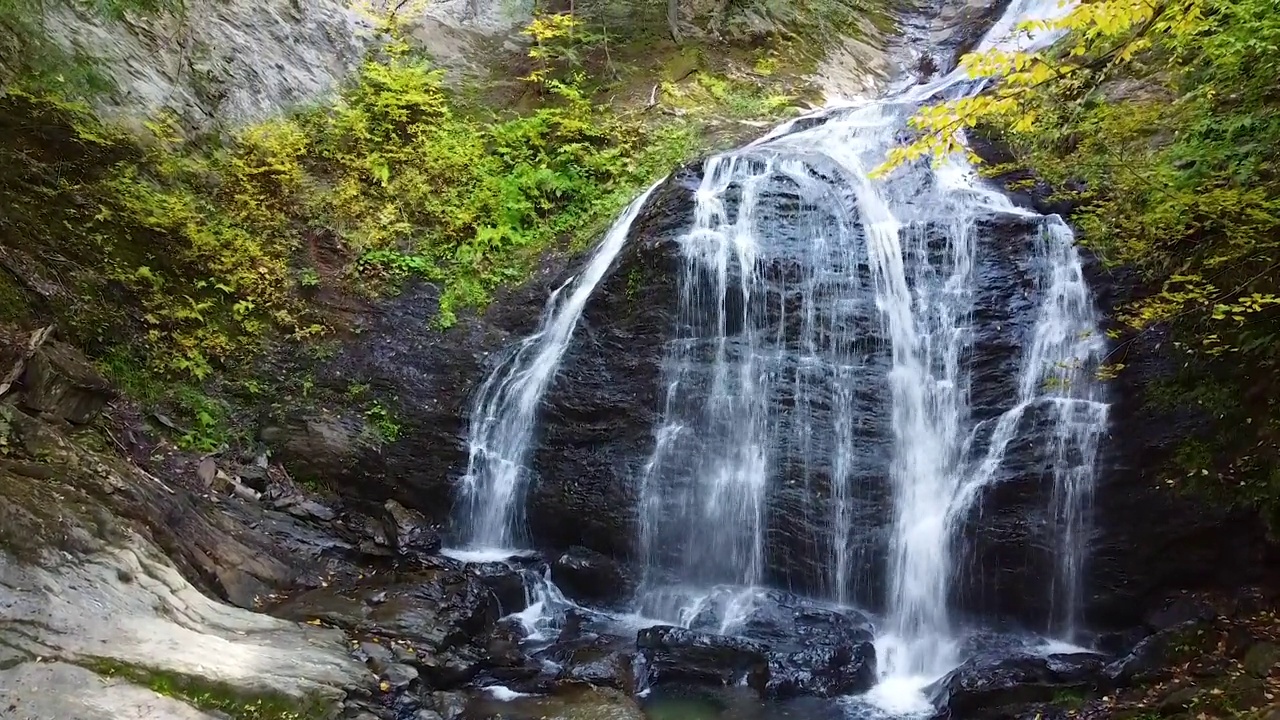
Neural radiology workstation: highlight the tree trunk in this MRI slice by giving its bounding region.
[667,0,683,42]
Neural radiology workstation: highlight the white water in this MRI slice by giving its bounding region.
[456,184,660,550]
[451,0,1109,713]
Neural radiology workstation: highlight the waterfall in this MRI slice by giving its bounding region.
[456,185,660,550]
[626,0,1108,686]
[451,0,1111,709]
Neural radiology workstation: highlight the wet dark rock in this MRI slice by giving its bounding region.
[360,641,396,673]
[766,639,876,698]
[529,169,698,558]
[1144,594,1217,631]
[551,546,633,607]
[686,590,879,698]
[637,625,770,691]
[692,590,874,646]
[17,339,115,424]
[537,621,637,693]
[461,555,541,615]
[1105,621,1199,685]
[272,569,499,687]
[929,652,1105,718]
[485,620,529,668]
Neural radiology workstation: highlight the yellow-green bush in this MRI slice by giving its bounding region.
[3,25,707,382]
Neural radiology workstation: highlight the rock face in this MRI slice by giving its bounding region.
[0,398,454,718]
[21,0,379,133]
[970,136,1275,631]
[528,169,698,559]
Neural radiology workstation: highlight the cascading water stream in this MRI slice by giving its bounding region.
[451,0,1110,712]
[455,185,660,550]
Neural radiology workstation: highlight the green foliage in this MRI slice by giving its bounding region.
[301,36,689,327]
[365,400,401,443]
[882,0,1280,529]
[661,72,796,120]
[173,388,232,452]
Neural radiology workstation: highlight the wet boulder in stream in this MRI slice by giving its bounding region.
[689,589,879,698]
[551,545,635,607]
[637,625,771,691]
[928,652,1105,718]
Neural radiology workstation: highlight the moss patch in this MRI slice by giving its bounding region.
[82,658,330,720]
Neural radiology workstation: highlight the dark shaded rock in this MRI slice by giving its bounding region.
[551,546,633,607]
[637,625,769,691]
[1104,621,1199,685]
[929,652,1104,718]
[260,412,379,489]
[1243,641,1280,678]
[381,500,442,559]
[18,339,115,424]
[1157,685,1199,715]
[430,691,468,720]
[1144,594,1217,631]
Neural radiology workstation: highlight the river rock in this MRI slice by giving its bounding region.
[273,569,499,650]
[637,625,770,691]
[381,499,443,559]
[929,652,1105,718]
[767,640,876,698]
[551,545,634,606]
[465,685,645,720]
[538,620,638,693]
[682,588,877,697]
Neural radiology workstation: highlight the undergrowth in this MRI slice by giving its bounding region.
[0,4,806,444]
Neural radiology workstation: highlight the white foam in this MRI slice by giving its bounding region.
[483,685,534,701]
[854,674,936,717]
[439,546,519,564]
